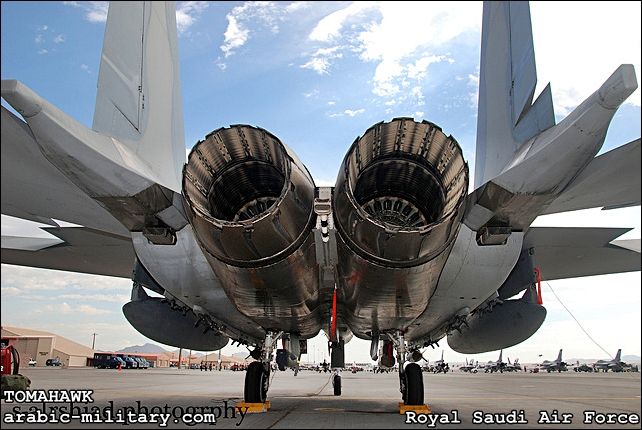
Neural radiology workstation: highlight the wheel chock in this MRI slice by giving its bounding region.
[235,401,271,413]
[399,403,431,414]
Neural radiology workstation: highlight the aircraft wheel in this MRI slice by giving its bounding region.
[404,363,424,405]
[244,362,269,403]
[333,374,341,396]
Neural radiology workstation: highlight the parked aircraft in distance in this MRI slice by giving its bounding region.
[539,349,568,373]
[593,349,626,372]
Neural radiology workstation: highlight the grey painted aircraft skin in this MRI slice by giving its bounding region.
[1,1,640,403]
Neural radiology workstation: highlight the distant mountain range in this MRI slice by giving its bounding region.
[566,355,641,364]
[116,343,220,358]
[117,343,169,354]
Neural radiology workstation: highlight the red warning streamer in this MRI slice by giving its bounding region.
[330,289,338,342]
[534,267,543,305]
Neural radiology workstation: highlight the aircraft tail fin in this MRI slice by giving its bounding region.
[498,349,503,363]
[93,1,185,192]
[557,349,563,362]
[614,349,622,362]
[474,2,555,187]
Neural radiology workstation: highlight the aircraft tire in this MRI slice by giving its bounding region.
[333,374,341,396]
[244,362,269,403]
[404,363,424,405]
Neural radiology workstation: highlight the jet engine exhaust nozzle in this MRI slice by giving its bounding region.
[182,125,316,266]
[334,118,469,267]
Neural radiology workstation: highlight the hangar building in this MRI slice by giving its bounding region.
[1,325,94,368]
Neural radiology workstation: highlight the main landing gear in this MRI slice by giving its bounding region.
[390,332,424,405]
[244,331,282,403]
[330,339,345,396]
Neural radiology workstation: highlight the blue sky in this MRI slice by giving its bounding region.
[1,1,640,364]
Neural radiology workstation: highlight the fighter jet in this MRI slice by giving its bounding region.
[484,350,507,373]
[505,357,521,372]
[593,349,625,372]
[430,350,449,373]
[1,2,639,406]
[458,358,477,373]
[539,349,568,373]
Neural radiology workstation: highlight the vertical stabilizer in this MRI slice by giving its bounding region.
[474,2,555,187]
[614,349,622,362]
[556,349,563,363]
[93,2,185,192]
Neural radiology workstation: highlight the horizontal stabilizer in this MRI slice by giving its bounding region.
[542,139,641,214]
[525,227,640,280]
[1,227,135,278]
[1,106,129,237]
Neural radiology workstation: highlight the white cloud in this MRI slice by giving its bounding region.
[415,111,424,118]
[329,108,365,118]
[220,1,306,58]
[302,2,479,105]
[327,101,336,106]
[76,304,112,315]
[64,1,208,34]
[1,287,21,297]
[407,55,444,80]
[300,46,343,74]
[285,2,309,14]
[53,34,65,44]
[33,302,111,316]
[34,34,44,44]
[303,89,319,98]
[80,63,90,73]
[58,293,130,303]
[410,86,425,106]
[356,2,477,98]
[175,1,209,34]
[38,49,48,55]
[300,58,328,74]
[221,16,249,57]
[309,2,376,42]
[531,2,641,115]
[1,264,132,292]
[64,1,109,23]
[467,72,479,109]
[344,108,365,117]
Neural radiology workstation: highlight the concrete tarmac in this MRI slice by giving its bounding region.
[1,368,640,429]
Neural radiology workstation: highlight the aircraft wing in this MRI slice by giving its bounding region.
[1,106,129,237]
[542,139,641,215]
[525,227,641,280]
[1,227,135,278]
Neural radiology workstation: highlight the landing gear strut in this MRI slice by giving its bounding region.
[390,332,424,405]
[244,331,282,403]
